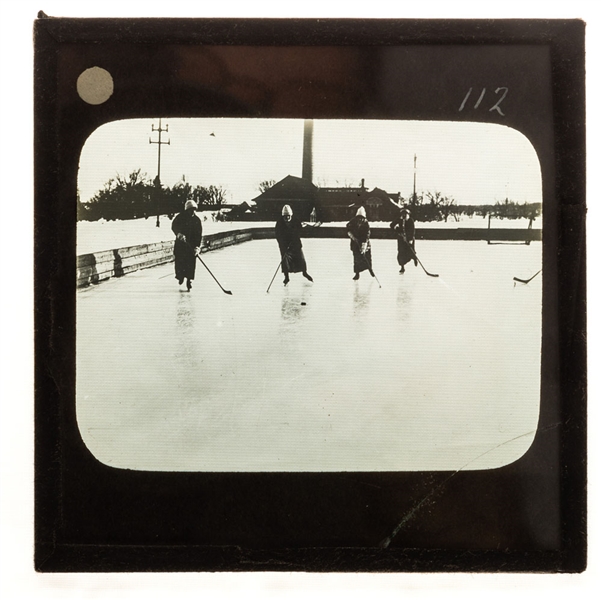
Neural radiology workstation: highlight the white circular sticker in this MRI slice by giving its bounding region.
[76,67,114,105]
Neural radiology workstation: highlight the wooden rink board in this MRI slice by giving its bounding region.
[76,225,540,287]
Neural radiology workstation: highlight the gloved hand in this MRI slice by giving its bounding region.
[194,246,200,255]
[360,243,368,254]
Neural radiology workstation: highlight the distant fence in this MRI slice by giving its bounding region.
[254,226,541,242]
[77,226,540,288]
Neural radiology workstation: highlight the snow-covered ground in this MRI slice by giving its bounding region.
[76,237,541,473]
[77,214,540,255]
[76,215,273,255]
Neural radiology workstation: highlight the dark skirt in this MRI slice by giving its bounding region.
[281,248,307,274]
[397,238,416,267]
[174,239,197,280]
[352,245,372,273]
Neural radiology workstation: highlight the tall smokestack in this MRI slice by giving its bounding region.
[302,119,313,183]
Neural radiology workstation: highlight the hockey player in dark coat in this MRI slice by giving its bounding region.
[275,205,313,285]
[346,206,375,280]
[171,199,203,291]
[390,208,417,274]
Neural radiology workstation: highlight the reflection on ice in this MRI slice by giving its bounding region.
[174,293,199,370]
[395,284,414,323]
[352,283,372,318]
[176,292,194,328]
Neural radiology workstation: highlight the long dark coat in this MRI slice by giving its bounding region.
[275,216,307,274]
[346,215,373,273]
[171,210,203,281]
[390,216,416,267]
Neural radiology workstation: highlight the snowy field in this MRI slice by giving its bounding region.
[76,215,539,255]
[76,237,542,472]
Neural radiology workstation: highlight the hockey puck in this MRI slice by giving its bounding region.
[301,302,307,306]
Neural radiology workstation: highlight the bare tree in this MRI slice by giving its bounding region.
[258,179,276,193]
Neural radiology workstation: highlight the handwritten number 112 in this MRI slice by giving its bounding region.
[459,87,508,115]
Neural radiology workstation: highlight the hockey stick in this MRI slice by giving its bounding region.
[371,270,382,288]
[356,242,381,289]
[513,269,541,284]
[412,253,439,278]
[266,259,283,294]
[178,238,233,294]
[195,253,233,295]
[266,238,296,293]
[366,261,382,288]
[405,243,439,278]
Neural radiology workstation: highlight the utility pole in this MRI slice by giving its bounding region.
[149,118,170,227]
[413,153,417,204]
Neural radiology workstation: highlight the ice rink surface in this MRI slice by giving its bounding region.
[76,238,542,472]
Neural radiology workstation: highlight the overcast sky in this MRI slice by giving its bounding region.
[78,118,542,206]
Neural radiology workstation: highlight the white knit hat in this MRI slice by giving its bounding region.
[356,206,366,217]
[282,204,293,216]
[185,200,198,210]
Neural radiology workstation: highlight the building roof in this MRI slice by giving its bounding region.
[252,176,399,214]
[317,186,397,208]
[251,175,318,203]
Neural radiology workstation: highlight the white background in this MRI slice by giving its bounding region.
[1,1,598,599]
